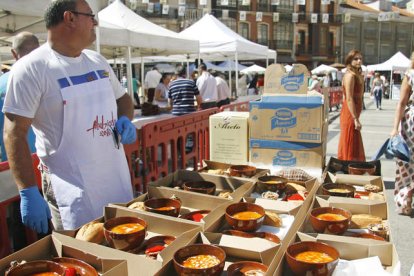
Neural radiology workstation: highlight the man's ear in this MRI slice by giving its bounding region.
[11,49,18,60]
[63,10,74,24]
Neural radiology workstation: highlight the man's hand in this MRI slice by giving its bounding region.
[115,116,137,144]
[19,186,51,234]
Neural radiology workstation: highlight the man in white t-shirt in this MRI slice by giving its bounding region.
[196,63,218,109]
[214,72,231,108]
[3,0,136,233]
[144,66,162,103]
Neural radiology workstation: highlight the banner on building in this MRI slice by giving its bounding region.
[322,13,329,23]
[130,0,137,9]
[378,12,400,21]
[160,0,167,4]
[242,0,250,6]
[178,5,186,16]
[240,11,246,21]
[273,12,279,22]
[271,0,280,5]
[321,0,330,4]
[179,0,186,5]
[199,0,207,5]
[221,0,229,5]
[292,13,298,23]
[256,12,263,22]
[142,0,149,4]
[311,13,318,23]
[147,2,154,13]
[162,4,169,14]
[296,0,305,5]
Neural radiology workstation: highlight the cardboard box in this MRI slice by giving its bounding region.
[0,234,127,275]
[110,186,231,230]
[148,170,255,201]
[250,140,326,169]
[198,160,270,180]
[263,64,310,95]
[323,156,382,177]
[209,111,250,164]
[58,206,202,275]
[273,232,399,275]
[322,172,387,202]
[155,232,279,275]
[249,95,326,143]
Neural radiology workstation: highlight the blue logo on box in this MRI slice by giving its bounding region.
[273,150,296,166]
[281,73,304,92]
[271,109,296,130]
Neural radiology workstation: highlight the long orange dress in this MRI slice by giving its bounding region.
[338,73,366,161]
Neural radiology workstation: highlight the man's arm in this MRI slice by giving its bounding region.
[116,93,134,120]
[3,113,36,190]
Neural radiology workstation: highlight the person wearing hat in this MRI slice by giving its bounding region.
[390,51,414,215]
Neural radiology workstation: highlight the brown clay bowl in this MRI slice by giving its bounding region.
[229,165,257,177]
[227,261,268,276]
[103,216,147,251]
[53,257,98,276]
[367,223,389,240]
[257,175,288,192]
[6,260,66,276]
[321,183,356,198]
[223,229,281,244]
[285,241,339,276]
[173,244,226,276]
[144,198,181,217]
[225,202,265,232]
[179,210,211,222]
[348,163,376,175]
[351,232,386,241]
[310,207,351,235]
[183,181,216,195]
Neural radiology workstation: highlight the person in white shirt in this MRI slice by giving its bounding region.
[196,63,218,109]
[144,66,162,103]
[308,74,321,92]
[214,72,231,108]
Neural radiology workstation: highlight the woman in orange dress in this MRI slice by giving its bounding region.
[338,50,366,161]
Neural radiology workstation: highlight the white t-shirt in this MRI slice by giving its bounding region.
[2,43,124,157]
[144,69,162,89]
[196,71,218,102]
[153,82,169,108]
[215,76,230,101]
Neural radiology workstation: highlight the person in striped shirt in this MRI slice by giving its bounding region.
[168,65,202,116]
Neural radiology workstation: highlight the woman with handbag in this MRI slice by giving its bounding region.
[391,52,414,215]
[338,49,366,162]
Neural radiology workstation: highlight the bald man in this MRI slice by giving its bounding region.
[0,32,40,161]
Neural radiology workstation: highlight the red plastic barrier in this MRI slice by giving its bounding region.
[328,86,343,111]
[219,101,250,112]
[123,129,142,194]
[0,153,41,258]
[140,108,219,193]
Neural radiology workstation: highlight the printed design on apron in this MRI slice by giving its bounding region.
[40,49,133,230]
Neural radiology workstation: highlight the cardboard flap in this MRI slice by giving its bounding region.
[264,64,309,94]
[323,196,388,219]
[245,197,302,215]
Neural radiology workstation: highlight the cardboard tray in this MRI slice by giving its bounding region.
[321,172,387,203]
[0,234,127,275]
[148,170,255,200]
[323,157,381,177]
[155,232,280,275]
[109,186,232,230]
[198,160,270,180]
[57,206,202,275]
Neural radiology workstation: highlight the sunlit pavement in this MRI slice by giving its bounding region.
[327,93,414,275]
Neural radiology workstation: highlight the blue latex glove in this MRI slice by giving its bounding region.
[19,186,52,234]
[115,116,137,144]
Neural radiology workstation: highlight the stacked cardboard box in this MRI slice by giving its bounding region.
[249,64,328,170]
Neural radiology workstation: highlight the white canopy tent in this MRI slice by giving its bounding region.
[217,60,248,72]
[179,14,274,95]
[97,0,199,97]
[311,64,338,75]
[366,51,411,72]
[241,65,266,74]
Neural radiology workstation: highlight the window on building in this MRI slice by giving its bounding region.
[222,17,237,32]
[257,23,269,45]
[257,0,268,11]
[217,0,237,7]
[273,22,293,49]
[239,22,250,40]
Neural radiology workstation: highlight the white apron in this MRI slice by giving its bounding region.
[40,53,133,230]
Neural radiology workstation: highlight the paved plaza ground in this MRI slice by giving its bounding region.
[327,93,414,275]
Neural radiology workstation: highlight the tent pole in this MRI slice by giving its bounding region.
[235,53,239,98]
[229,63,232,96]
[141,56,145,102]
[126,46,133,99]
